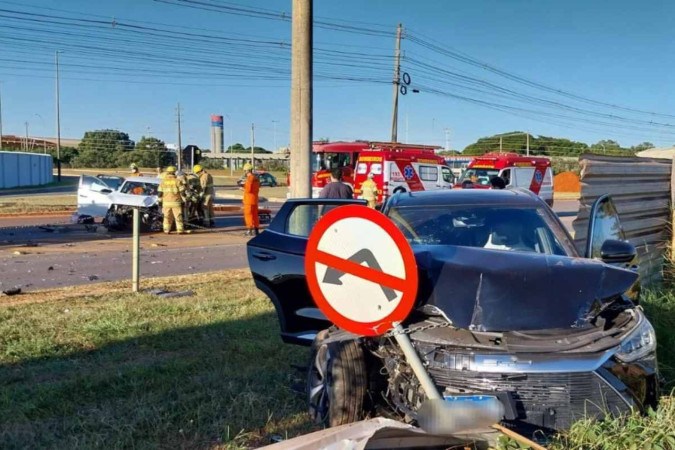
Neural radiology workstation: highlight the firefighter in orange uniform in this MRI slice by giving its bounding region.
[242,163,260,236]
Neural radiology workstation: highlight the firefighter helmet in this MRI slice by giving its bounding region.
[243,163,253,171]
[193,164,203,174]
[165,166,177,174]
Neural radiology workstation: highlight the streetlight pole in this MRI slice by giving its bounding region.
[272,119,278,151]
[24,121,29,152]
[35,113,45,153]
[55,50,62,181]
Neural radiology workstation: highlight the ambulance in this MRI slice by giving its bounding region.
[309,141,445,198]
[353,149,454,204]
[458,152,554,206]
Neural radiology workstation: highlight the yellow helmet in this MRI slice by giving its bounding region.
[193,164,203,174]
[243,163,253,171]
[165,166,177,174]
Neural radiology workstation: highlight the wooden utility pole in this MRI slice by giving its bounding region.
[289,0,313,198]
[390,23,403,143]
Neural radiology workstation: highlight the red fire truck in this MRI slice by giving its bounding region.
[310,141,442,197]
[458,152,554,205]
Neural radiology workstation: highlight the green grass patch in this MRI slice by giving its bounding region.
[0,273,313,449]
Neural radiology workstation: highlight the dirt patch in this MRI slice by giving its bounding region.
[554,171,581,193]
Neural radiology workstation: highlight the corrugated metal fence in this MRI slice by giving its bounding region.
[572,154,672,286]
[0,151,53,189]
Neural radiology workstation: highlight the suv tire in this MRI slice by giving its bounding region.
[307,329,367,427]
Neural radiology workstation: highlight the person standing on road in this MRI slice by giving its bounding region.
[193,164,215,228]
[359,172,379,208]
[242,163,260,236]
[130,163,143,177]
[319,168,353,199]
[157,166,189,235]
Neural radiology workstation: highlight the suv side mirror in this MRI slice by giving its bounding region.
[100,188,113,194]
[600,239,636,264]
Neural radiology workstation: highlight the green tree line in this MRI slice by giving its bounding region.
[462,131,655,157]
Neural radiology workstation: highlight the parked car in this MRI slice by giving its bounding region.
[247,189,659,438]
[237,171,278,187]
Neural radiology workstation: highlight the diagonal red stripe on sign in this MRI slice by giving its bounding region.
[315,249,408,293]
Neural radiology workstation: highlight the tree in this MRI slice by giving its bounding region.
[225,143,271,153]
[72,129,134,168]
[462,131,590,156]
[631,142,655,152]
[125,136,173,168]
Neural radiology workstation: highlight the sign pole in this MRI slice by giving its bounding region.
[132,207,140,293]
[392,322,442,400]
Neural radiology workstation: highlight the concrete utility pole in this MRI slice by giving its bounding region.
[55,50,62,181]
[289,0,313,198]
[499,136,503,152]
[444,128,451,151]
[0,85,3,150]
[24,121,29,151]
[272,119,278,151]
[526,132,530,156]
[250,122,255,167]
[390,23,403,143]
[176,102,182,172]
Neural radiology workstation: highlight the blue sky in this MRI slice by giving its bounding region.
[1,0,674,152]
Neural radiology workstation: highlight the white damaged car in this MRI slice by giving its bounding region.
[77,175,162,231]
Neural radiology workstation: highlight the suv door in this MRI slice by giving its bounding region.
[77,175,114,218]
[585,194,626,259]
[247,198,364,345]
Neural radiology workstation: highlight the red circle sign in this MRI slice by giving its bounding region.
[305,205,418,336]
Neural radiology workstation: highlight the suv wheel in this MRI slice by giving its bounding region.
[307,330,367,427]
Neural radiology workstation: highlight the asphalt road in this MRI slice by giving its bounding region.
[1,199,579,292]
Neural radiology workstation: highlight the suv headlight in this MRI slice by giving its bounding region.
[615,318,656,363]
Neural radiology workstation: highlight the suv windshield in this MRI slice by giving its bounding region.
[388,205,575,256]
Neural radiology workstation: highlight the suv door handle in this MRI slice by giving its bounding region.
[252,252,276,261]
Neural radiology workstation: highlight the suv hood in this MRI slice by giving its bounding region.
[414,246,637,332]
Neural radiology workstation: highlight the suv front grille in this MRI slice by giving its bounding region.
[428,367,633,430]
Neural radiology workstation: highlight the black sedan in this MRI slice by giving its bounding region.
[246,189,659,438]
[236,171,278,187]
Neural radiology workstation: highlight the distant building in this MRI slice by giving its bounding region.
[210,115,224,154]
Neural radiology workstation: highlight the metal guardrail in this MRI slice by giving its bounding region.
[572,153,673,286]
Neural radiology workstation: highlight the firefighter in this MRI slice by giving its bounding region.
[193,164,215,227]
[360,172,379,208]
[242,163,260,236]
[130,163,143,177]
[157,166,188,234]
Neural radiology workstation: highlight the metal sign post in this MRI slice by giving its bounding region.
[132,207,140,293]
[305,205,441,400]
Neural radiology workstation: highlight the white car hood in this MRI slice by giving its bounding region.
[108,192,158,208]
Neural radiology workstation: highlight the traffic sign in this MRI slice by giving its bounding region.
[305,205,418,336]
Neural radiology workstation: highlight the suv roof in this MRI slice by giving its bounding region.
[385,188,542,208]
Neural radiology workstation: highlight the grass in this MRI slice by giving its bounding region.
[0,194,76,215]
[0,270,313,449]
[2,270,674,449]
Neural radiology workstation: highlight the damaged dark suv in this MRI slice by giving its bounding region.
[247,189,659,437]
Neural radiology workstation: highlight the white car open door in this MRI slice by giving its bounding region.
[77,175,114,218]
